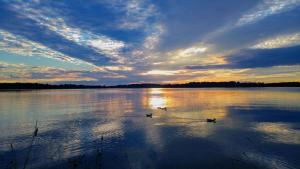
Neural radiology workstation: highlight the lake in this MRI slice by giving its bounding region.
[0,88,300,169]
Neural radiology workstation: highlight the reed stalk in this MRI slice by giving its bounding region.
[23,120,38,169]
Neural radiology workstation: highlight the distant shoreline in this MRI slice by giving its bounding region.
[0,82,300,90]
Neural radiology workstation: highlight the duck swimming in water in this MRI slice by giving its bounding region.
[206,118,216,123]
[146,113,153,118]
[157,107,167,111]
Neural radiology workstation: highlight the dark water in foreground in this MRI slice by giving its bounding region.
[0,88,300,169]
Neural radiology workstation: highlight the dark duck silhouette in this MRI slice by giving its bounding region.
[157,107,167,111]
[146,113,153,118]
[206,118,216,123]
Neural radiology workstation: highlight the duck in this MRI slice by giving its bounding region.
[206,118,216,123]
[146,113,153,118]
[157,107,167,111]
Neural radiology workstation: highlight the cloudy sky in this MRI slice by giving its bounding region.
[0,0,300,85]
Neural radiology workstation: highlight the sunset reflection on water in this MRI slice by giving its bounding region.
[0,88,300,169]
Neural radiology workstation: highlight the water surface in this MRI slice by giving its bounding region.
[0,88,300,169]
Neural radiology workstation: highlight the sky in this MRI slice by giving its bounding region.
[0,0,300,85]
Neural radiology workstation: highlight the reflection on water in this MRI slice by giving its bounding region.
[254,122,300,145]
[0,88,300,169]
[145,88,167,109]
[149,96,166,109]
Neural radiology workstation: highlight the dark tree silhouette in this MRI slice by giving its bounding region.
[0,82,300,90]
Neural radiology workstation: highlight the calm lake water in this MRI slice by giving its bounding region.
[0,88,300,169]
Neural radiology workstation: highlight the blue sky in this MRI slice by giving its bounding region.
[0,0,300,84]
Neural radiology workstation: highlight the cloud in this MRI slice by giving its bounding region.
[202,0,300,54]
[1,0,300,84]
[0,29,92,66]
[205,8,300,53]
[226,45,300,68]
[101,66,134,72]
[0,62,97,83]
[101,0,158,30]
[143,24,165,50]
[0,0,163,67]
[140,70,185,76]
[251,32,300,49]
[119,0,157,30]
[236,0,300,26]
[0,3,113,66]
[169,65,300,83]
[186,44,300,70]
[0,61,133,83]
[167,45,207,58]
[8,1,127,63]
[155,0,259,51]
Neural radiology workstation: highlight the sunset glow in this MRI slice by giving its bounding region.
[0,0,300,84]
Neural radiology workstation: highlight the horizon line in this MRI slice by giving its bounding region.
[1,81,300,89]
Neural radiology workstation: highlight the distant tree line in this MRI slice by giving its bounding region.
[112,82,300,88]
[0,81,300,90]
[0,83,106,90]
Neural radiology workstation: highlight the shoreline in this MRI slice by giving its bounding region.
[1,82,300,90]
[1,86,300,91]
